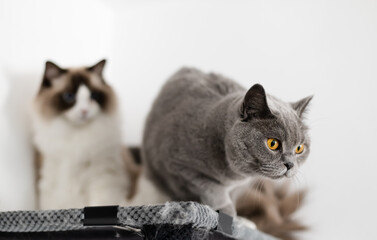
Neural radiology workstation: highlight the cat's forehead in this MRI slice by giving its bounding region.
[44,68,102,92]
[63,68,103,89]
[266,95,306,144]
[266,95,297,119]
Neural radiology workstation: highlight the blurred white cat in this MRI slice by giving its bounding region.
[32,60,134,209]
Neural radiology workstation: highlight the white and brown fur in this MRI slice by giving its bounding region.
[32,60,136,209]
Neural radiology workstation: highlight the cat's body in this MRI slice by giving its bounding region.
[33,60,130,209]
[143,67,312,216]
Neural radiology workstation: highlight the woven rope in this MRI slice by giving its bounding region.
[0,208,84,232]
[0,202,218,233]
[118,201,218,229]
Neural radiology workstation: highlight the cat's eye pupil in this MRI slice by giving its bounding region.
[62,92,75,103]
[297,146,300,150]
[267,138,279,150]
[91,92,100,101]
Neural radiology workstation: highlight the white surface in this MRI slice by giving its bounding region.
[1,0,376,239]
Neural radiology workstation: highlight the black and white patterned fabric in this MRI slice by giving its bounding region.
[0,208,84,232]
[118,202,218,229]
[0,202,276,240]
[0,202,216,233]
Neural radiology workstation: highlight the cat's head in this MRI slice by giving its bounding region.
[35,59,116,125]
[226,84,312,179]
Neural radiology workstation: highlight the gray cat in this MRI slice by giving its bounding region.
[142,67,312,217]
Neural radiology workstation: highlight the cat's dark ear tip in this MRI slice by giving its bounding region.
[303,95,314,106]
[251,83,264,89]
[303,94,314,100]
[43,60,65,79]
[88,59,107,73]
[247,83,266,96]
[250,83,266,92]
[44,60,63,71]
[96,59,107,66]
[45,60,57,68]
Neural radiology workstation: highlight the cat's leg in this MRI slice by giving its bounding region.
[86,171,130,206]
[128,172,171,206]
[200,183,257,228]
[87,184,129,206]
[197,183,236,217]
[179,170,237,216]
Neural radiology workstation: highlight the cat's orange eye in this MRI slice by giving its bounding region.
[295,144,304,154]
[267,138,280,150]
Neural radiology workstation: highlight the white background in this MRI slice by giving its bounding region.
[1,0,376,239]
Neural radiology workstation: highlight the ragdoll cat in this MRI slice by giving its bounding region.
[32,60,132,209]
[142,67,312,217]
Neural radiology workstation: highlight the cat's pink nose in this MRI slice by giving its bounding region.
[81,109,88,116]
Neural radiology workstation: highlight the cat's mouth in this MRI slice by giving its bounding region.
[261,172,285,179]
[238,146,288,179]
[65,115,95,127]
[258,164,287,179]
[261,168,296,179]
[245,152,284,179]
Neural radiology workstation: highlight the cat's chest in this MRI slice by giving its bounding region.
[225,177,253,196]
[43,156,90,176]
[39,155,97,206]
[33,117,121,156]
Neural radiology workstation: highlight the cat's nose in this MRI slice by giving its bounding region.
[81,109,88,116]
[284,162,294,170]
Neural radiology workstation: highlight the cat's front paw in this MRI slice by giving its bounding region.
[235,216,257,229]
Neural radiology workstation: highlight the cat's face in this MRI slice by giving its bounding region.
[35,60,116,125]
[226,84,312,179]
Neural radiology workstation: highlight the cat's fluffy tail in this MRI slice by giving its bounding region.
[128,146,142,164]
[123,146,142,200]
[236,179,307,240]
[124,146,171,205]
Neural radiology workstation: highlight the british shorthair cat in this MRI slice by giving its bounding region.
[142,67,312,217]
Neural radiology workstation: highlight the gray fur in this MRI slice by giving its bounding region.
[142,67,312,217]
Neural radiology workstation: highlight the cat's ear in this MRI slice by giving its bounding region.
[291,95,313,118]
[44,61,65,79]
[88,59,106,76]
[240,84,273,121]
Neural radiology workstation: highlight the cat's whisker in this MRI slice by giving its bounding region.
[295,170,306,188]
[298,170,307,186]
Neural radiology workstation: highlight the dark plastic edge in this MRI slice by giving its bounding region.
[83,205,119,226]
[216,211,233,235]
